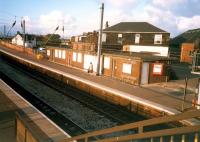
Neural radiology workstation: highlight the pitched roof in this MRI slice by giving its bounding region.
[170,28,200,45]
[103,22,168,33]
[16,31,37,41]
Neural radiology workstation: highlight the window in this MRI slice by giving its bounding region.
[154,34,162,44]
[73,52,77,61]
[135,34,140,44]
[58,50,62,58]
[118,34,122,44]
[102,33,106,42]
[75,36,79,42]
[122,63,132,74]
[104,56,110,69]
[77,53,82,63]
[62,50,66,59]
[79,36,82,41]
[118,34,122,38]
[55,49,58,58]
[47,50,50,56]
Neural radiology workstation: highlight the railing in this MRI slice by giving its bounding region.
[192,52,200,74]
[59,109,200,142]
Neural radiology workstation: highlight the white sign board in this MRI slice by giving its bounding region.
[153,64,163,75]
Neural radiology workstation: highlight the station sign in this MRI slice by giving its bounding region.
[152,63,163,75]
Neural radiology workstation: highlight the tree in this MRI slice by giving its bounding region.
[44,34,61,46]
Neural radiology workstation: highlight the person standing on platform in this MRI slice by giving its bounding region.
[88,62,93,73]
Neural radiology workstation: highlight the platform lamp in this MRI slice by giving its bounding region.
[6,19,16,42]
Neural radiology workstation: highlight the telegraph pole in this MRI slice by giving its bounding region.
[3,25,6,38]
[96,3,104,76]
[23,20,25,48]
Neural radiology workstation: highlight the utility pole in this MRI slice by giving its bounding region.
[23,20,25,48]
[3,25,6,38]
[96,3,104,76]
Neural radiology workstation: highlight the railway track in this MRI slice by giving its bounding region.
[0,72,86,137]
[0,54,174,139]
[1,55,145,125]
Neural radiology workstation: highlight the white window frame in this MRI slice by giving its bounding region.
[72,52,77,61]
[118,34,122,38]
[47,50,50,56]
[58,50,62,58]
[62,50,66,59]
[118,34,123,44]
[122,63,132,74]
[77,53,82,63]
[104,56,110,69]
[135,34,140,44]
[154,34,162,44]
[55,49,58,58]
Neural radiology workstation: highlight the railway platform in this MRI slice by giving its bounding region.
[0,45,199,125]
[0,79,70,142]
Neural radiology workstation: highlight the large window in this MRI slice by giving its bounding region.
[47,50,50,56]
[72,52,77,61]
[135,34,140,44]
[104,56,110,69]
[77,53,82,63]
[122,63,132,74]
[62,50,66,59]
[58,50,62,58]
[154,34,162,44]
[55,49,58,58]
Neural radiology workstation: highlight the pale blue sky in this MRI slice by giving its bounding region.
[0,0,200,37]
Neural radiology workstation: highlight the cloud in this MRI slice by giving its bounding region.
[177,15,200,31]
[104,0,137,7]
[14,1,199,38]
[38,10,76,36]
[152,0,186,8]
[103,0,199,37]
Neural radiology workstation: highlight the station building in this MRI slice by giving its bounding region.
[46,22,172,85]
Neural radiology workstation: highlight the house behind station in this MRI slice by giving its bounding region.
[170,28,200,63]
[71,22,170,57]
[103,22,170,56]
[11,32,44,48]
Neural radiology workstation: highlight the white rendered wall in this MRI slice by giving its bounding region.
[83,54,102,73]
[129,45,169,57]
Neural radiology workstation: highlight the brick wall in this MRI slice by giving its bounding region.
[180,43,195,64]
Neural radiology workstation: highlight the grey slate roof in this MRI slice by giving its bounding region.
[103,22,168,33]
[170,28,200,45]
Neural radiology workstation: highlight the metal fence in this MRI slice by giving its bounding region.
[59,110,200,142]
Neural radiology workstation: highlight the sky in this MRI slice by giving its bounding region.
[0,0,199,38]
